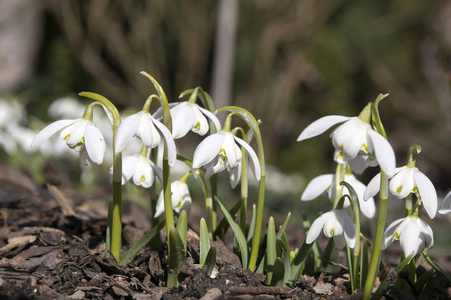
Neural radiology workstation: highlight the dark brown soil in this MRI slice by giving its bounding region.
[0,164,449,299]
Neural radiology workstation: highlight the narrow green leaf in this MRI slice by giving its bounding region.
[422,252,451,285]
[372,254,413,299]
[214,196,249,269]
[270,258,285,287]
[276,238,291,286]
[321,238,338,275]
[247,204,257,244]
[276,213,291,240]
[202,246,217,277]
[266,217,277,284]
[199,218,210,265]
[213,199,241,239]
[291,240,313,279]
[167,227,186,287]
[176,211,188,253]
[119,219,165,266]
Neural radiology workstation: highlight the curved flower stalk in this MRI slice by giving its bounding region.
[297,103,396,177]
[439,191,451,214]
[31,104,106,166]
[382,216,434,260]
[154,172,192,218]
[306,209,356,249]
[301,173,376,219]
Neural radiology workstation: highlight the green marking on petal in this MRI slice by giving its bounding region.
[63,134,70,141]
[396,186,402,194]
[141,175,146,183]
[330,228,335,236]
[394,232,400,239]
[194,122,200,131]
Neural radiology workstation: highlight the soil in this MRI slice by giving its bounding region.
[0,163,450,299]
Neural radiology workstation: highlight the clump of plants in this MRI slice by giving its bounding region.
[30,73,451,299]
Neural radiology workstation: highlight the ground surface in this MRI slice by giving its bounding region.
[0,164,450,299]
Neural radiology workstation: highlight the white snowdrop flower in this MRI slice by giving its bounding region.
[364,166,438,219]
[306,209,356,249]
[297,111,396,177]
[382,216,434,259]
[31,118,106,166]
[192,130,261,181]
[114,111,176,167]
[301,173,376,219]
[154,179,192,218]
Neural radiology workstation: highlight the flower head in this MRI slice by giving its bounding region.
[31,118,106,165]
[168,102,221,139]
[301,173,376,219]
[192,130,261,181]
[154,180,192,218]
[115,111,176,167]
[364,166,438,219]
[306,209,356,249]
[382,216,434,259]
[112,153,162,188]
[297,112,396,177]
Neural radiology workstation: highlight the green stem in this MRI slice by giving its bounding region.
[79,92,122,262]
[240,147,248,234]
[363,171,388,300]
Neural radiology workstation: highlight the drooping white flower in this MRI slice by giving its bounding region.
[169,102,221,139]
[154,180,192,218]
[297,115,396,177]
[192,130,261,181]
[382,216,434,259]
[31,118,106,165]
[301,174,376,219]
[306,209,356,249]
[115,111,176,167]
[116,154,162,188]
[438,191,451,214]
[364,166,438,219]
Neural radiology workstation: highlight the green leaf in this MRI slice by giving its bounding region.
[291,240,313,279]
[270,258,285,287]
[321,238,338,275]
[422,252,451,285]
[202,246,217,277]
[167,227,186,287]
[176,210,188,253]
[247,204,257,244]
[213,198,242,239]
[276,212,291,240]
[214,196,249,269]
[276,238,291,286]
[266,217,277,284]
[199,218,210,266]
[119,219,165,266]
[414,268,434,294]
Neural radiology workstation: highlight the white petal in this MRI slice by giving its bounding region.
[367,130,396,177]
[154,192,165,218]
[122,156,139,181]
[399,220,422,257]
[192,133,225,168]
[301,174,334,201]
[389,167,414,199]
[191,106,209,136]
[233,135,261,181]
[229,162,241,189]
[139,113,161,148]
[152,118,177,167]
[297,115,352,142]
[365,174,380,201]
[439,191,451,214]
[223,133,241,168]
[382,218,405,249]
[151,162,163,184]
[171,104,195,139]
[115,113,142,154]
[414,171,437,219]
[31,119,78,147]
[132,156,154,188]
[335,210,356,248]
[84,123,106,165]
[198,106,222,132]
[306,212,331,244]
[63,120,88,147]
[205,159,227,179]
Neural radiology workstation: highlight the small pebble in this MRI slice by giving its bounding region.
[200,288,222,300]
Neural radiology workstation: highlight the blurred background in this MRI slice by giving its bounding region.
[1,0,450,250]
